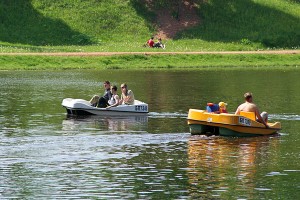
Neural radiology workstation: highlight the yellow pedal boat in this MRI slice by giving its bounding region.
[187,109,281,137]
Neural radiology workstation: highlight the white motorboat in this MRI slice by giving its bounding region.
[62,98,149,115]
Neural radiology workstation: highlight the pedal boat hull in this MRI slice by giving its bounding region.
[187,109,281,137]
[62,98,148,116]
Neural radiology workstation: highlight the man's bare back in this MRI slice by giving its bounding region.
[235,102,257,114]
[235,92,268,127]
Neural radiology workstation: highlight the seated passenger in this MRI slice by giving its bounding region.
[235,92,268,127]
[89,80,111,108]
[218,102,228,113]
[206,103,219,113]
[119,83,135,105]
[106,85,120,109]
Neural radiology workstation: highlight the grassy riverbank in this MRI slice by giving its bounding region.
[1,0,299,53]
[0,0,299,71]
[1,54,299,71]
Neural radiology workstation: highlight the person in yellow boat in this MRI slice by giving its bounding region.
[218,102,228,113]
[235,92,268,128]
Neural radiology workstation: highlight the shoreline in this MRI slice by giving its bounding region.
[0,50,299,56]
[0,51,299,71]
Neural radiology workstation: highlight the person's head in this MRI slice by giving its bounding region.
[219,102,227,109]
[244,92,253,102]
[158,38,162,41]
[111,85,117,93]
[151,36,154,40]
[121,83,128,93]
[103,80,110,89]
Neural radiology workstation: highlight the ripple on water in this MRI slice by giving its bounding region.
[271,113,300,121]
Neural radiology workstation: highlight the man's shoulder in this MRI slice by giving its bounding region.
[238,102,257,111]
[249,103,257,108]
[238,102,246,108]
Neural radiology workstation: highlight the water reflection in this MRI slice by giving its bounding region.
[187,135,280,199]
[62,115,148,133]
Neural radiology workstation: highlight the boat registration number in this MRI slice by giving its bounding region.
[135,105,148,112]
[239,117,251,126]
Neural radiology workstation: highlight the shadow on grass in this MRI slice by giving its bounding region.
[0,0,92,45]
[176,0,300,48]
[131,0,299,48]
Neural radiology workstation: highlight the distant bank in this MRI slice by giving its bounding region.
[0,51,299,71]
[0,50,299,56]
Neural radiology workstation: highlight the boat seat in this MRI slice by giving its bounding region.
[240,111,256,121]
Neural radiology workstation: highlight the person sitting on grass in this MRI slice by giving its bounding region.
[144,36,154,48]
[153,38,165,49]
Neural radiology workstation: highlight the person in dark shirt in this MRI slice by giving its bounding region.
[89,80,112,108]
[153,38,165,49]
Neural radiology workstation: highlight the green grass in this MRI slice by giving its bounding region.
[0,0,299,53]
[178,0,300,48]
[0,0,152,46]
[0,40,266,53]
[1,0,299,71]
[1,54,299,71]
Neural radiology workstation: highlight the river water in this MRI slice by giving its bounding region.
[0,70,299,199]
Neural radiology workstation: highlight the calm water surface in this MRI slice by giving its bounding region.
[0,70,299,199]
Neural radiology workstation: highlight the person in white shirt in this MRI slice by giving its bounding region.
[106,85,120,109]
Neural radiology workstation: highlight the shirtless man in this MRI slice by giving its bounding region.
[235,92,268,128]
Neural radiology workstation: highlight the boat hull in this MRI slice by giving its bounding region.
[188,109,281,137]
[62,98,149,116]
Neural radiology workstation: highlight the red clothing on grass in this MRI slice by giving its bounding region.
[147,39,154,47]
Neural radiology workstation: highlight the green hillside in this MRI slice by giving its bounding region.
[0,0,299,52]
[180,0,300,48]
[0,0,154,45]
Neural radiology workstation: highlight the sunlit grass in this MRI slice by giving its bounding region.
[0,0,299,53]
[0,0,299,71]
[1,54,299,71]
[0,39,282,53]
